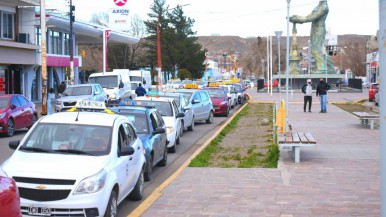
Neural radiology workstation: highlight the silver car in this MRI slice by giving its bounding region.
[54,84,107,112]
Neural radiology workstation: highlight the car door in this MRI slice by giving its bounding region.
[180,95,192,128]
[200,91,212,118]
[10,96,26,129]
[191,92,204,120]
[116,123,136,199]
[16,96,33,127]
[171,100,182,136]
[149,112,162,163]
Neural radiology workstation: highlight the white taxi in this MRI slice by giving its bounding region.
[0,100,146,217]
[132,94,184,153]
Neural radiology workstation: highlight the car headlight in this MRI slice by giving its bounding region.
[166,126,173,134]
[220,101,227,105]
[0,113,5,119]
[54,101,62,105]
[74,169,106,194]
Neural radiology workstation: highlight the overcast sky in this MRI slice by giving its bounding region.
[47,0,379,38]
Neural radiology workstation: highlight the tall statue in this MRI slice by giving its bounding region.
[290,0,329,73]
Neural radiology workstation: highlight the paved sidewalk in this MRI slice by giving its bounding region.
[137,89,381,217]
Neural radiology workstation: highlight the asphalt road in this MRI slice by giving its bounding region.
[0,103,243,217]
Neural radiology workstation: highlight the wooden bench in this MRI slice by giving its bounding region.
[352,112,380,130]
[278,132,316,163]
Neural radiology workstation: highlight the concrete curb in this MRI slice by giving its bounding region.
[128,102,250,217]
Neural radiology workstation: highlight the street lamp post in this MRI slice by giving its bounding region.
[275,31,282,100]
[285,0,291,131]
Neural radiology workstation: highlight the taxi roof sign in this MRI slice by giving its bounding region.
[67,100,114,114]
[184,84,199,89]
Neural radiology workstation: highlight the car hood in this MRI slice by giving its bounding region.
[2,152,110,179]
[162,116,175,127]
[211,97,226,105]
[0,107,10,113]
[59,95,92,101]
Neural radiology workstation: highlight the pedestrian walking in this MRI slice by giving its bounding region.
[47,88,55,115]
[302,79,313,112]
[316,77,331,113]
[58,81,66,95]
[135,83,147,97]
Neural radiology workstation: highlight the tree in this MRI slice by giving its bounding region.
[144,0,206,80]
[177,68,191,80]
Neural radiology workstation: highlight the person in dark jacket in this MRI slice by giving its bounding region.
[302,79,313,112]
[58,81,66,95]
[135,83,147,97]
[316,77,331,113]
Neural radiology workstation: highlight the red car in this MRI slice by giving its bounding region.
[368,83,379,101]
[264,79,279,88]
[0,176,21,217]
[205,88,230,117]
[0,94,38,137]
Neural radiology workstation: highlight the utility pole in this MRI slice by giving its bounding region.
[40,0,47,115]
[156,14,162,91]
[69,0,75,84]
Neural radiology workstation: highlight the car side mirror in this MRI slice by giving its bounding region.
[118,146,135,157]
[9,140,20,150]
[153,127,166,135]
[192,99,200,104]
[11,104,17,109]
[177,112,185,118]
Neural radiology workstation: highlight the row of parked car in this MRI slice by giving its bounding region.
[0,81,249,216]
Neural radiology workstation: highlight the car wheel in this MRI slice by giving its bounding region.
[104,190,117,217]
[176,132,180,145]
[158,143,168,166]
[225,108,229,117]
[6,119,14,137]
[144,155,153,181]
[129,168,144,201]
[180,120,184,137]
[187,118,194,131]
[28,114,38,130]
[168,142,176,153]
[206,111,214,124]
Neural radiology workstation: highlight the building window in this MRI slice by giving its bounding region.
[50,31,62,55]
[1,11,14,39]
[64,33,70,55]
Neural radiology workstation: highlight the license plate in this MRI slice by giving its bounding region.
[28,205,51,216]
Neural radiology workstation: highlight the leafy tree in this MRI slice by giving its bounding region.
[144,0,206,81]
[177,68,191,80]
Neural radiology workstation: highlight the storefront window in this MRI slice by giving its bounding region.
[64,33,70,55]
[50,31,62,55]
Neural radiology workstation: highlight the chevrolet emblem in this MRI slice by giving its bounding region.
[36,185,46,190]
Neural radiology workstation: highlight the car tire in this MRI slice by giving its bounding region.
[168,142,176,153]
[144,155,153,181]
[129,168,144,201]
[225,108,229,117]
[187,117,194,131]
[206,111,214,124]
[28,114,38,130]
[180,120,184,137]
[158,143,168,166]
[104,190,118,217]
[176,132,180,145]
[6,119,14,137]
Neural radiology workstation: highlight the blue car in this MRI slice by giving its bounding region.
[109,103,168,181]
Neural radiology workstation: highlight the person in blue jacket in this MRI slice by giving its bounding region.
[135,83,147,97]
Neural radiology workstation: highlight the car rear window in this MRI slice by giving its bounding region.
[372,84,379,89]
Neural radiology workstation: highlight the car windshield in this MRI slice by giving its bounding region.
[176,91,193,101]
[233,85,242,91]
[162,95,180,107]
[64,86,92,96]
[0,98,9,108]
[121,113,149,134]
[20,123,111,156]
[88,75,118,88]
[182,80,193,84]
[206,89,226,98]
[133,100,173,116]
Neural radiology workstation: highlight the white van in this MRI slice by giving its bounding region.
[88,71,132,105]
[113,69,152,91]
